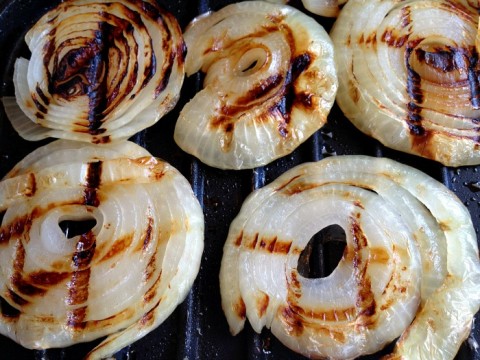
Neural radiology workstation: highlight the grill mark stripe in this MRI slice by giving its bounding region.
[405,41,425,136]
[35,85,50,106]
[467,46,480,109]
[142,216,154,250]
[11,241,45,299]
[66,231,96,329]
[350,218,377,327]
[84,161,102,207]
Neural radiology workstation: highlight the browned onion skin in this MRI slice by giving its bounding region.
[3,0,185,143]
[331,0,480,167]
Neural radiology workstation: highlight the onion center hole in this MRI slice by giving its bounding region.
[59,218,97,239]
[242,60,258,73]
[297,224,346,279]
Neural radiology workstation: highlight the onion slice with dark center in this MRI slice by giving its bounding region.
[0,140,204,359]
[1,0,185,144]
[331,0,480,167]
[174,1,337,169]
[220,155,480,359]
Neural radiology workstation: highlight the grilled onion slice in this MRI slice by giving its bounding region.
[1,0,185,144]
[174,1,337,169]
[331,0,480,167]
[0,140,204,359]
[220,155,480,359]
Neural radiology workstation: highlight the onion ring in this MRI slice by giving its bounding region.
[0,140,204,359]
[263,0,348,17]
[331,0,480,167]
[220,155,480,359]
[174,1,337,169]
[1,0,185,144]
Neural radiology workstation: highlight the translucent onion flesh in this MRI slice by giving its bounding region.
[174,1,338,169]
[220,155,480,359]
[331,0,480,167]
[0,140,204,360]
[1,0,185,144]
[263,0,348,17]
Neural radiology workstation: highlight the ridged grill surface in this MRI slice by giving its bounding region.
[0,0,479,359]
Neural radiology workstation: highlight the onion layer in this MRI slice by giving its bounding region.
[331,0,480,167]
[0,140,204,360]
[1,0,185,144]
[220,155,480,359]
[264,0,348,17]
[174,1,337,169]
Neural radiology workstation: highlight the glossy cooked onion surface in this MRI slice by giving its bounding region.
[174,1,337,170]
[2,0,185,144]
[331,0,480,167]
[220,155,480,359]
[0,140,204,360]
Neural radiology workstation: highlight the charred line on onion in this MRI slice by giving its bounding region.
[141,216,154,250]
[236,74,283,106]
[405,40,426,136]
[144,253,158,283]
[280,181,319,196]
[140,306,156,326]
[411,128,436,159]
[11,242,46,297]
[234,297,246,320]
[274,174,302,193]
[84,161,103,207]
[350,219,377,326]
[415,45,464,72]
[35,85,50,106]
[25,173,36,197]
[400,5,412,28]
[280,304,304,336]
[256,292,270,318]
[67,268,91,307]
[72,232,96,270]
[100,233,134,262]
[86,23,117,132]
[1,200,94,245]
[245,233,259,249]
[289,301,356,322]
[466,46,480,109]
[6,289,28,306]
[381,28,408,48]
[28,271,70,287]
[234,230,243,247]
[155,50,174,96]
[67,306,87,330]
[31,93,48,114]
